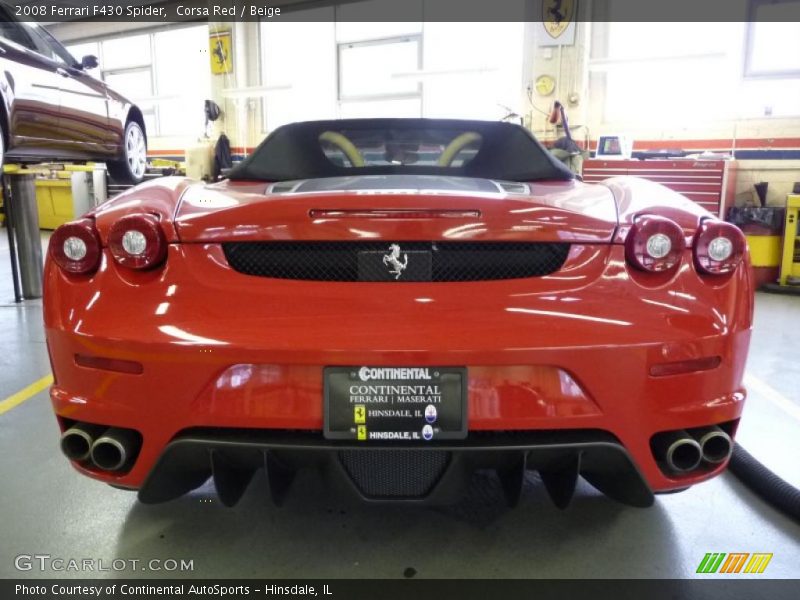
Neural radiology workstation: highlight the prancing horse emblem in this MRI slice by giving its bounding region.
[382,244,408,279]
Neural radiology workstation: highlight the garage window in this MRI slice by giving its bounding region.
[259,15,523,130]
[69,34,157,135]
[591,17,800,122]
[338,36,422,98]
[745,1,800,77]
[65,25,210,137]
[259,9,339,132]
[65,41,99,66]
[153,27,211,137]
[590,22,739,124]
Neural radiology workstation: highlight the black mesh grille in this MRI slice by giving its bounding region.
[222,241,570,282]
[338,450,450,498]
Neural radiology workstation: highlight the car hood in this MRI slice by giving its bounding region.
[174,175,619,243]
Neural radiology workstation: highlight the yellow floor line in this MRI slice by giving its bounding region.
[0,374,54,416]
[744,373,800,422]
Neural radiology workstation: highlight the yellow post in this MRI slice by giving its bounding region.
[779,194,800,286]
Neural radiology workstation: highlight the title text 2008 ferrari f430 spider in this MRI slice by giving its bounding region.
[44,119,752,509]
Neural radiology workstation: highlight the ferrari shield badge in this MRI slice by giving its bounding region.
[382,244,409,279]
[542,0,575,40]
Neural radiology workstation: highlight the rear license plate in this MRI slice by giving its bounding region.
[324,366,467,441]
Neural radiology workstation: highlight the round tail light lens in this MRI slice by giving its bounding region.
[50,219,101,275]
[625,215,684,272]
[693,219,745,275]
[108,214,167,270]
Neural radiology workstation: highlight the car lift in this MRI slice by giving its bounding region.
[1,162,106,303]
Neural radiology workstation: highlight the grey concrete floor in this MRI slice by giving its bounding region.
[0,232,798,579]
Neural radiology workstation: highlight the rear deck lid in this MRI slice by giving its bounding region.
[174,174,618,243]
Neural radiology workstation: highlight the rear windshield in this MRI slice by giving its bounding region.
[319,128,481,168]
[227,119,574,183]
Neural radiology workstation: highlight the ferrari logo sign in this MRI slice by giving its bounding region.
[354,405,366,424]
[540,0,577,46]
[382,244,409,280]
[209,30,233,75]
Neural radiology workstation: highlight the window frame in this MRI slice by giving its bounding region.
[589,20,800,122]
[336,34,423,103]
[0,16,75,66]
[64,23,209,137]
[28,22,78,66]
[0,20,39,53]
[744,0,800,79]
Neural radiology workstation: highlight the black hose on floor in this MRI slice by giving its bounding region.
[729,443,800,522]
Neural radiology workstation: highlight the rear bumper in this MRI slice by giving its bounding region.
[44,243,753,502]
[138,429,655,508]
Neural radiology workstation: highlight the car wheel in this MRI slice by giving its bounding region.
[108,120,146,185]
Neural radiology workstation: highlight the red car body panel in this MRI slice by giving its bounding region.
[44,172,753,502]
[174,179,619,244]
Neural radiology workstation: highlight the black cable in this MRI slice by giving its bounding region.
[729,443,800,522]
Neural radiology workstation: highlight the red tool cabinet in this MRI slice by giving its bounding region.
[581,159,737,218]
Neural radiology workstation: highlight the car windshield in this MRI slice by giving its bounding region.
[227,119,575,183]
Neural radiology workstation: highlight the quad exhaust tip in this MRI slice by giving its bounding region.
[652,424,734,475]
[693,425,733,464]
[90,428,140,472]
[663,431,703,473]
[60,423,107,462]
[60,422,141,473]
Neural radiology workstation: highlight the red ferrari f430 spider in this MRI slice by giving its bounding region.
[44,119,753,508]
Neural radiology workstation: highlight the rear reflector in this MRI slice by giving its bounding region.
[75,354,144,375]
[309,209,481,219]
[650,356,721,377]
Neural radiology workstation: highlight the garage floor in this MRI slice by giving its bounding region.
[1,233,798,579]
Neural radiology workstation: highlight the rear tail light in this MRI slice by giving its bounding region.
[50,218,101,275]
[693,219,746,275]
[625,215,684,272]
[108,214,167,270]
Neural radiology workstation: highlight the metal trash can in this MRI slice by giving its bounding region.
[8,174,43,299]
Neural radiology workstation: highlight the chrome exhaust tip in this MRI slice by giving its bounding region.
[695,426,733,464]
[90,428,139,472]
[60,423,107,462]
[655,430,703,473]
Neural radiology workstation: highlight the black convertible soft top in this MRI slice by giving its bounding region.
[227,119,575,183]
